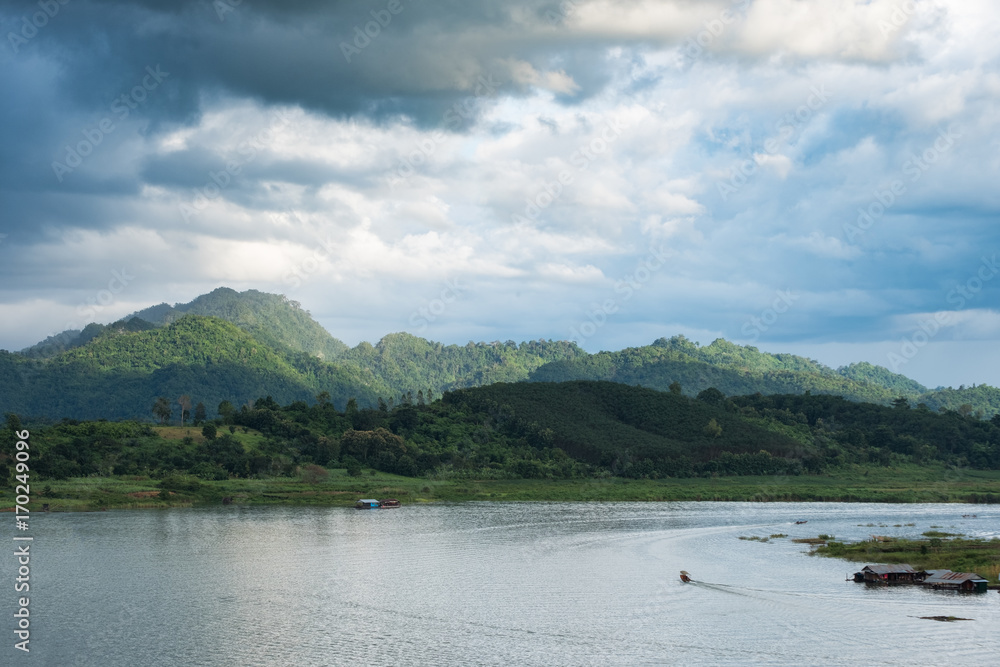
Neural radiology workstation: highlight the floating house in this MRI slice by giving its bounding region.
[355,499,380,509]
[922,570,989,593]
[859,564,925,584]
[379,498,401,508]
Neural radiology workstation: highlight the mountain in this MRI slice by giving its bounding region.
[4,288,1000,421]
[20,287,348,361]
[339,332,585,394]
[526,336,998,416]
[0,316,385,420]
[528,336,907,403]
[128,287,349,360]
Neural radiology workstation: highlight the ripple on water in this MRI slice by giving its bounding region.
[11,502,998,666]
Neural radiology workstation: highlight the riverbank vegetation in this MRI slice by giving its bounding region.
[3,380,1000,508]
[6,464,1000,514]
[812,535,1000,584]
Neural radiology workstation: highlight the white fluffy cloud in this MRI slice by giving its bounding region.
[1,0,999,387]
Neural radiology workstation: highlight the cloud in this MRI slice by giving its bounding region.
[3,0,1000,387]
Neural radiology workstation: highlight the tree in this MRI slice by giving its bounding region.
[178,395,193,427]
[194,402,207,425]
[669,381,682,395]
[958,404,974,417]
[153,397,172,425]
[697,387,726,405]
[202,423,218,440]
[316,391,331,407]
[218,400,235,422]
[4,413,22,432]
[703,418,722,438]
[892,397,910,410]
[345,458,362,477]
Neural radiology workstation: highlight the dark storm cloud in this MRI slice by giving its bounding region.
[0,0,634,238]
[2,0,620,126]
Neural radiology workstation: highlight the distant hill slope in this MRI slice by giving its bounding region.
[528,336,1000,416]
[836,361,928,395]
[0,316,385,420]
[528,336,906,404]
[339,332,586,395]
[5,288,1000,421]
[128,287,348,360]
[20,287,348,361]
[441,380,809,472]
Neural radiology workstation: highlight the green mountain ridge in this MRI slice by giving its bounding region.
[3,287,999,421]
[20,287,348,361]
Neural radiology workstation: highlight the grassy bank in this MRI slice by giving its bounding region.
[5,464,1000,512]
[813,535,1000,584]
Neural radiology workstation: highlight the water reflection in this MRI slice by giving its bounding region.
[6,502,997,666]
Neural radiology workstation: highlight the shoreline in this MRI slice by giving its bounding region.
[6,466,1000,512]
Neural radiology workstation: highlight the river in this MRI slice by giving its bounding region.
[5,502,998,666]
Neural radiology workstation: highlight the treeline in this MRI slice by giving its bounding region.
[732,393,1000,470]
[5,381,998,487]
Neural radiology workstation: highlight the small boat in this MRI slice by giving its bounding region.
[379,498,401,508]
[680,571,692,583]
[795,520,808,524]
[355,499,380,509]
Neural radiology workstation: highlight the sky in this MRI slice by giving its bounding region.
[1,0,999,390]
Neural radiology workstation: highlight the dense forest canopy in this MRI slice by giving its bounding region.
[3,381,999,488]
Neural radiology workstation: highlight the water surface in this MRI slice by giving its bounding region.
[5,502,998,666]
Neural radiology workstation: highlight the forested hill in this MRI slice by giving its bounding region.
[339,332,585,392]
[4,288,1000,421]
[20,287,349,361]
[129,287,349,361]
[11,381,998,486]
[0,316,386,420]
[0,315,586,421]
[528,336,1000,417]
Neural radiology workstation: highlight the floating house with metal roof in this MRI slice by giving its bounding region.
[922,570,989,593]
[355,499,380,509]
[859,564,925,584]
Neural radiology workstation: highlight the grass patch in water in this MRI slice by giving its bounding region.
[813,535,1000,583]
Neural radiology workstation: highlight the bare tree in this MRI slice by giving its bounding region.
[178,395,193,427]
